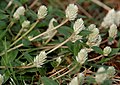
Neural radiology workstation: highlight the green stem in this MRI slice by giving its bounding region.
[10,19,39,47]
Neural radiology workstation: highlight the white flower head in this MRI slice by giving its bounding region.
[115,11,120,26]
[33,51,47,68]
[43,18,57,39]
[37,5,47,19]
[95,67,107,84]
[103,46,112,56]
[69,76,78,85]
[73,18,85,34]
[87,34,102,47]
[65,4,78,21]
[88,28,99,42]
[22,20,30,28]
[88,24,96,31]
[76,49,88,65]
[69,73,84,85]
[56,57,62,65]
[109,24,117,39]
[107,66,115,78]
[101,9,116,28]
[0,74,3,85]
[13,6,25,19]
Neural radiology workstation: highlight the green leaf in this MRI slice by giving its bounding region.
[0,21,7,29]
[109,48,120,56]
[92,46,103,54]
[79,30,92,37]
[24,52,33,63]
[58,26,72,38]
[22,38,31,47]
[41,77,58,85]
[8,50,18,63]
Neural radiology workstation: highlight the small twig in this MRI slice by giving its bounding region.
[46,33,75,54]
[29,0,38,9]
[91,0,111,11]
[49,64,71,78]
[30,19,69,41]
[88,55,103,61]
[13,27,25,40]
[53,64,78,80]
[77,5,93,18]
[5,0,13,10]
[49,67,67,78]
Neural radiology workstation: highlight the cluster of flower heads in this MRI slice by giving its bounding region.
[6,3,117,85]
[101,9,120,28]
[95,66,116,84]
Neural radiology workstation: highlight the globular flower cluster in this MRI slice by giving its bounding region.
[76,49,88,65]
[86,24,102,51]
[69,73,84,85]
[65,4,78,21]
[95,66,115,84]
[71,18,85,42]
[37,5,48,19]
[13,6,25,19]
[33,51,47,68]
[101,9,120,28]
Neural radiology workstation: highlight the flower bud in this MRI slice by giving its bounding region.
[88,24,96,31]
[107,66,115,78]
[37,5,47,19]
[33,51,47,68]
[56,57,62,65]
[108,24,117,39]
[65,4,78,21]
[95,67,107,84]
[73,18,85,34]
[0,74,3,85]
[76,49,88,65]
[103,46,112,56]
[13,6,25,19]
[22,20,30,28]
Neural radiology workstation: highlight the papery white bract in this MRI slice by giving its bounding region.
[33,51,47,68]
[56,57,62,66]
[95,67,107,84]
[76,49,88,65]
[109,24,117,39]
[69,73,84,85]
[115,11,120,26]
[107,66,115,78]
[101,9,120,28]
[73,18,85,34]
[101,9,116,28]
[65,4,78,21]
[0,74,3,85]
[22,20,30,28]
[103,46,112,56]
[88,28,99,42]
[86,25,101,47]
[37,5,47,19]
[13,6,25,19]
